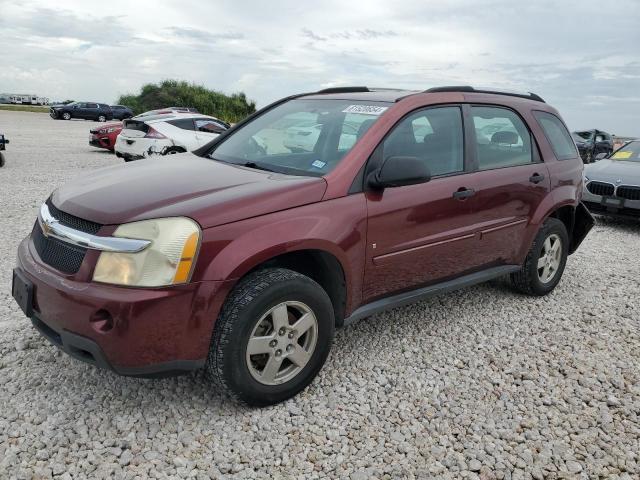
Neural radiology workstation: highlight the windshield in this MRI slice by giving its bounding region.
[572,131,593,141]
[207,98,389,176]
[611,141,640,162]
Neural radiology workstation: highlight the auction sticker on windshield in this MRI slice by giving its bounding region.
[612,151,633,159]
[342,105,388,116]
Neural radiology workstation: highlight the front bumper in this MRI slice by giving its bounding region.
[14,237,231,377]
[582,188,640,219]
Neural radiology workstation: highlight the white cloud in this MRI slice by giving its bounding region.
[0,0,639,134]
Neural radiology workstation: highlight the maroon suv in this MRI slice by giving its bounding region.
[12,86,593,406]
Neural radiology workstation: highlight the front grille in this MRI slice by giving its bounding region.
[587,181,614,197]
[32,223,87,274]
[31,200,103,274]
[616,185,640,201]
[46,199,102,234]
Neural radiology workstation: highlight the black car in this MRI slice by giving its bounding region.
[110,105,134,120]
[0,133,8,167]
[572,129,614,164]
[50,102,113,122]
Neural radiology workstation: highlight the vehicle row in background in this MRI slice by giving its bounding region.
[114,112,229,161]
[0,133,8,167]
[572,129,613,163]
[583,140,640,219]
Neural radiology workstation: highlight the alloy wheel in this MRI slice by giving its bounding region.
[245,301,318,386]
[537,233,562,283]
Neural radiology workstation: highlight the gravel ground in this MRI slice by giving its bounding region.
[1,111,639,479]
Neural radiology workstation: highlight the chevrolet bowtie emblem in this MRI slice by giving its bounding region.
[40,215,57,237]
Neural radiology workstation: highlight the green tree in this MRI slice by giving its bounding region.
[116,80,256,123]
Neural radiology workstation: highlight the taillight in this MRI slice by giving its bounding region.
[145,127,166,139]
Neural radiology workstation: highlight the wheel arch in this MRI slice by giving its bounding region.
[244,249,348,327]
[205,243,351,328]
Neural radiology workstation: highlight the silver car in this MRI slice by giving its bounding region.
[583,140,640,218]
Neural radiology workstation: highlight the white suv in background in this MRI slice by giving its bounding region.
[114,113,229,161]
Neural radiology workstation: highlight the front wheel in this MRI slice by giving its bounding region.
[62,112,71,120]
[97,115,106,122]
[511,218,569,296]
[206,268,335,406]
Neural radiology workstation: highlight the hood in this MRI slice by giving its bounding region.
[585,159,640,184]
[52,153,327,228]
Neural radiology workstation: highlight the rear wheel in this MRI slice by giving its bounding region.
[511,218,569,296]
[97,115,106,122]
[206,268,335,406]
[0,152,5,167]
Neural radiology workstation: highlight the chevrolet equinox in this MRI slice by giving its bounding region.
[13,86,594,406]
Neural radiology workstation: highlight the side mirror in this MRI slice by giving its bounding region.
[367,156,431,189]
[595,152,608,161]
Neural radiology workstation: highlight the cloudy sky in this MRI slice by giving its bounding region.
[1,0,639,135]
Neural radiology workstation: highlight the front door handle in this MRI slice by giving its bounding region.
[452,187,475,200]
[529,173,545,184]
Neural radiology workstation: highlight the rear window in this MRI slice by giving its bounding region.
[534,111,579,160]
[168,118,195,130]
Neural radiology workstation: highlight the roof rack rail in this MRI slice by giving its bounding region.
[425,86,545,103]
[316,86,370,94]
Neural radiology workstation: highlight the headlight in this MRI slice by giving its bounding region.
[93,217,200,287]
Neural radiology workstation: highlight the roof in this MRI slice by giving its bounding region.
[301,88,418,103]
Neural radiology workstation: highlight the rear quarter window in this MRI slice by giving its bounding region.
[533,111,579,160]
[168,118,196,130]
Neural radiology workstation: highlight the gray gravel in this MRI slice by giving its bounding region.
[1,111,639,479]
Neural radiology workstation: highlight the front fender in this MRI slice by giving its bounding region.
[194,194,368,313]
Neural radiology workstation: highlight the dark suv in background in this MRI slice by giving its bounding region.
[110,105,134,120]
[572,129,613,163]
[14,86,593,406]
[50,102,113,122]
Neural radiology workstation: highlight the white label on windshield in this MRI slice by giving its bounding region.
[342,105,388,116]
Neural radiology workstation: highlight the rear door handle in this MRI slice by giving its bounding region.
[529,173,545,184]
[452,188,475,200]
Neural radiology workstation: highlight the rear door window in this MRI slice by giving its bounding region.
[86,103,98,109]
[471,106,533,170]
[533,111,579,160]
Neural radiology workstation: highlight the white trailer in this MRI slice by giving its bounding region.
[9,94,49,105]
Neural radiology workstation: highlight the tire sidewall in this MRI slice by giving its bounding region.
[528,219,569,295]
[219,273,334,406]
[62,112,71,120]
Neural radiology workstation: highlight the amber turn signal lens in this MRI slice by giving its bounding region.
[173,232,199,283]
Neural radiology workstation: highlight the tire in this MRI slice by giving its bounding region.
[0,152,5,168]
[206,268,335,406]
[511,218,569,296]
[62,112,71,120]
[97,115,106,122]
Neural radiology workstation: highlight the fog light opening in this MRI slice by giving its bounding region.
[90,309,114,333]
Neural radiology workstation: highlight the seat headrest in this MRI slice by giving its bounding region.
[491,131,519,145]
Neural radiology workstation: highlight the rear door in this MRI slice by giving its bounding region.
[363,105,478,301]
[464,105,550,267]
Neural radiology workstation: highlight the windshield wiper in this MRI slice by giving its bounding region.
[242,161,275,172]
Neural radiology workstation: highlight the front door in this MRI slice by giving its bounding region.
[363,105,478,302]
